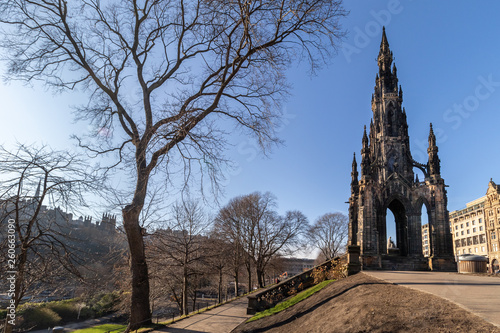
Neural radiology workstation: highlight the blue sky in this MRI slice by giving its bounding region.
[1,1,500,242]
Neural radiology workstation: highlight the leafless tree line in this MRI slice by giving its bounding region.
[146,192,349,318]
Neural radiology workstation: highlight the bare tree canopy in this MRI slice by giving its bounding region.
[307,212,348,261]
[214,192,308,288]
[0,1,346,328]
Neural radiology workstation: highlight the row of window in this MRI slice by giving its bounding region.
[454,218,483,230]
[455,226,484,237]
[452,209,483,222]
[455,235,486,248]
[456,246,486,254]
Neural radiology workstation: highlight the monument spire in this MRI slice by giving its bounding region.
[427,123,441,177]
[351,153,359,195]
[361,125,371,177]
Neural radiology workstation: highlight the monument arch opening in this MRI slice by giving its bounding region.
[418,199,431,257]
[387,199,408,256]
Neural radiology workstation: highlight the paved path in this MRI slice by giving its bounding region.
[364,270,500,327]
[154,297,251,333]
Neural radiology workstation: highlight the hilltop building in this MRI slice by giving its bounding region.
[347,28,455,272]
[0,182,117,235]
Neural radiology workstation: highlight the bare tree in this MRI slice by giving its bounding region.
[205,234,233,303]
[214,192,307,289]
[253,209,308,287]
[0,1,346,328]
[147,200,210,316]
[0,143,103,333]
[307,212,348,261]
[214,194,256,292]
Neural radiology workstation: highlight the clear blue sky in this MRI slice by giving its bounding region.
[1,1,500,238]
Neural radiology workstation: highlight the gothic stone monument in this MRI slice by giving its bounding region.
[347,28,456,272]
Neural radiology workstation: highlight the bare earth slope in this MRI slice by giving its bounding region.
[232,273,500,333]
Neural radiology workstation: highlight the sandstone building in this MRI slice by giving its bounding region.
[484,180,500,272]
[449,196,487,258]
[421,223,430,257]
[448,180,500,273]
[347,28,455,271]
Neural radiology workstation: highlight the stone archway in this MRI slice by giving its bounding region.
[387,199,408,256]
[386,199,408,256]
[415,197,431,257]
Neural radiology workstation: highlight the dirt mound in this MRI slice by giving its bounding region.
[232,272,500,333]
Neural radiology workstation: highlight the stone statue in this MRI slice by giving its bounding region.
[387,236,396,250]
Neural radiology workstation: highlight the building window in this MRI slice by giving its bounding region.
[455,232,459,237]
[455,240,460,248]
[472,220,475,225]
[480,235,486,243]
[473,227,477,233]
[467,229,470,234]
[479,218,482,223]
[473,236,478,245]
[455,225,458,230]
[479,226,483,231]
[494,243,498,252]
[469,248,472,253]
[492,231,497,240]
[482,246,485,252]
[475,247,478,253]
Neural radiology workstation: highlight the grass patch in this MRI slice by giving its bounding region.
[247,280,334,323]
[72,324,127,333]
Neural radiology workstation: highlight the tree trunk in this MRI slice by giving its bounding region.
[234,269,239,297]
[123,205,151,330]
[257,267,264,288]
[218,269,223,303]
[192,290,197,313]
[247,264,252,293]
[182,269,188,316]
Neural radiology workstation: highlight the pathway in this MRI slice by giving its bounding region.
[364,270,500,327]
[154,297,251,333]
